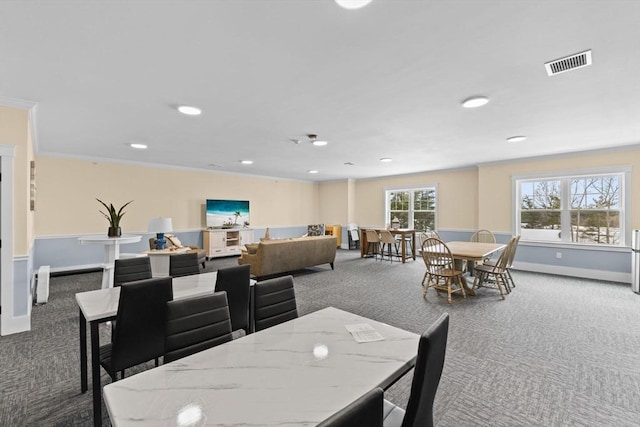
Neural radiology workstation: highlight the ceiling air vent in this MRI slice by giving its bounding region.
[544,50,592,76]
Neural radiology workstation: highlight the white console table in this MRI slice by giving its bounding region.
[144,248,189,277]
[78,234,143,288]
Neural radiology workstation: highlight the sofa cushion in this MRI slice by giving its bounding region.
[245,243,259,254]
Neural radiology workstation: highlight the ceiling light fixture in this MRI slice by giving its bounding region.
[506,136,527,143]
[335,0,373,10]
[129,143,147,149]
[461,96,490,108]
[240,160,253,165]
[307,134,328,146]
[177,105,202,116]
[380,158,393,162]
[308,170,319,174]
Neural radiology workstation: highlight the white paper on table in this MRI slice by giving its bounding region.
[345,323,384,343]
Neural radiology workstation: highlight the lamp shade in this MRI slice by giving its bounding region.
[148,217,173,233]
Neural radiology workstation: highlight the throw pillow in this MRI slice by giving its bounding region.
[307,224,325,236]
[166,234,184,248]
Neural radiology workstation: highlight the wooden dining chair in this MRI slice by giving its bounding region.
[470,229,496,243]
[383,313,450,427]
[472,236,517,299]
[164,291,233,363]
[476,235,520,295]
[491,234,520,290]
[421,238,466,303]
[318,387,383,427]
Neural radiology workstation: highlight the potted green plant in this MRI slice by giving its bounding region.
[97,199,133,237]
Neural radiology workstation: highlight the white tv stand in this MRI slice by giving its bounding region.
[203,228,254,259]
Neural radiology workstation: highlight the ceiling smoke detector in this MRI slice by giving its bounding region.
[307,134,328,146]
[545,50,592,76]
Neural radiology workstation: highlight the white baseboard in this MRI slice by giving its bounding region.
[514,261,631,284]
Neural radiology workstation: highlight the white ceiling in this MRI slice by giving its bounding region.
[1,0,639,182]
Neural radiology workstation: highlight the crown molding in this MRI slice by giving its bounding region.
[0,96,39,153]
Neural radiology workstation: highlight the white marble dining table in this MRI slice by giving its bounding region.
[103,306,420,427]
[76,271,255,426]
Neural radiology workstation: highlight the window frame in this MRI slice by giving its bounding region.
[513,166,631,247]
[384,184,438,231]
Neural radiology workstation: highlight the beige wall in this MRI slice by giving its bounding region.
[478,148,640,233]
[318,180,349,225]
[35,157,320,236]
[30,145,640,239]
[0,106,33,255]
[352,168,479,230]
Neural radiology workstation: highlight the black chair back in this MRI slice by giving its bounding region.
[318,388,383,427]
[164,291,233,363]
[253,275,298,332]
[214,265,251,333]
[113,257,152,287]
[169,252,200,277]
[402,313,450,427]
[110,277,173,373]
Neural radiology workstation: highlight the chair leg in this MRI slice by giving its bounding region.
[494,274,506,300]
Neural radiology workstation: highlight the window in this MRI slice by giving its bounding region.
[386,186,437,230]
[516,170,627,246]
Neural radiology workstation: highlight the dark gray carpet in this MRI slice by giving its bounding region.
[1,250,639,426]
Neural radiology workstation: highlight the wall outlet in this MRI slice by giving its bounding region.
[556,252,562,259]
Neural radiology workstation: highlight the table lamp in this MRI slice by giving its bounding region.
[148,217,173,250]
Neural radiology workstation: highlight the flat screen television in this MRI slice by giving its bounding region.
[206,199,250,228]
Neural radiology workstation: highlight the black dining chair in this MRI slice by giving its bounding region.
[253,275,298,332]
[383,313,450,427]
[318,387,384,427]
[164,291,233,363]
[113,257,152,287]
[215,264,251,334]
[169,252,200,277]
[99,277,173,382]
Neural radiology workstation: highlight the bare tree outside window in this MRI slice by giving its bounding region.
[518,173,623,246]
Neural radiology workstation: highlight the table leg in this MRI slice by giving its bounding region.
[80,309,87,392]
[90,321,102,426]
[459,275,476,296]
[411,232,416,261]
[400,236,407,263]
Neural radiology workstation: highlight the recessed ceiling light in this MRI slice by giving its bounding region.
[506,136,527,143]
[335,0,373,10]
[177,105,202,116]
[461,96,490,108]
[308,170,319,174]
[130,143,147,149]
[240,160,253,165]
[380,158,393,162]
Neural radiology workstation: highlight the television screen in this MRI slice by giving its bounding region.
[206,199,250,228]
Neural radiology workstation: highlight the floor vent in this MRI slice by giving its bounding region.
[545,50,592,76]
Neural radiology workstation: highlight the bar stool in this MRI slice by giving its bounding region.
[365,230,381,260]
